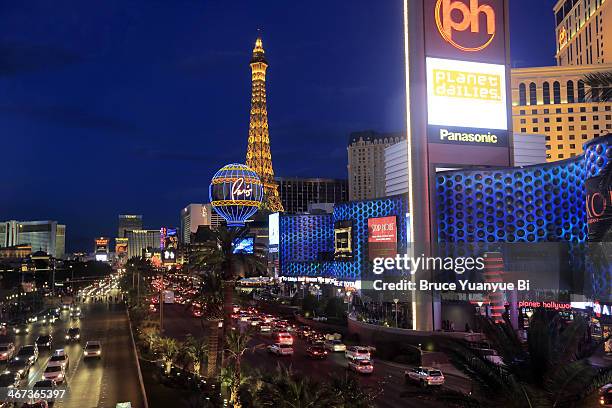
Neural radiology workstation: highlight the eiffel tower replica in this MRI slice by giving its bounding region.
[246,36,284,213]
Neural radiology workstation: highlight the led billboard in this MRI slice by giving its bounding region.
[368,216,398,260]
[334,220,353,260]
[232,237,254,254]
[269,212,279,252]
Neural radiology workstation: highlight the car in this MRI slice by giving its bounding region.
[405,367,445,387]
[43,365,65,383]
[324,339,346,352]
[600,385,612,407]
[7,358,31,380]
[0,343,16,362]
[305,345,328,359]
[83,341,102,358]
[0,322,7,336]
[191,308,202,318]
[65,327,80,342]
[70,309,81,319]
[275,331,293,345]
[259,324,272,333]
[47,350,69,370]
[248,317,262,326]
[345,346,371,361]
[27,315,38,324]
[268,343,294,356]
[34,379,56,389]
[36,335,53,349]
[348,359,374,374]
[15,345,39,364]
[473,348,504,365]
[0,372,20,388]
[12,323,30,335]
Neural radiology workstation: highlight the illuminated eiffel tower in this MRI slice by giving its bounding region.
[246,36,284,213]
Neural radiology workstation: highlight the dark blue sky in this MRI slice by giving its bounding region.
[1,0,557,251]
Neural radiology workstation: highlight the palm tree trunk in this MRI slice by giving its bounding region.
[206,319,221,378]
[222,280,234,336]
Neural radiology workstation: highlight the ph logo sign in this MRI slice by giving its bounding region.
[435,0,496,52]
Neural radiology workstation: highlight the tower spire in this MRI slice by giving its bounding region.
[246,36,284,212]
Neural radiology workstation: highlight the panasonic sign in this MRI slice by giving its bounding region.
[439,128,498,144]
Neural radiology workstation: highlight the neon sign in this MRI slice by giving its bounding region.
[435,0,496,52]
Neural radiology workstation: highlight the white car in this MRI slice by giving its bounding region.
[348,359,374,374]
[43,365,66,383]
[267,343,294,356]
[84,341,102,359]
[0,343,15,362]
[275,332,293,345]
[345,346,371,361]
[259,324,271,333]
[324,339,346,352]
[405,367,445,386]
[474,348,504,365]
[47,349,69,370]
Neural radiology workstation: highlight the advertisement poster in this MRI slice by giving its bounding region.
[368,216,398,260]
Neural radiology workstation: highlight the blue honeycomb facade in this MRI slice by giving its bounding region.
[279,196,408,280]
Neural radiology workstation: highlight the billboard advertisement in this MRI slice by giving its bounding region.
[368,216,398,260]
[586,164,612,242]
[269,212,279,252]
[115,238,128,254]
[232,237,254,254]
[334,220,353,260]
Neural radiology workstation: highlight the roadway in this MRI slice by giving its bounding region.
[162,304,472,408]
[1,298,143,408]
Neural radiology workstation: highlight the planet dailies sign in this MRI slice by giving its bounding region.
[209,163,264,227]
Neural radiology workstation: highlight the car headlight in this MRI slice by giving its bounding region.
[17,369,23,374]
[96,350,101,355]
[66,335,70,339]
[76,335,80,338]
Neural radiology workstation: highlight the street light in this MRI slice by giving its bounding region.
[393,298,399,327]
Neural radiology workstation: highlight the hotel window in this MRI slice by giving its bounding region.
[558,154,564,158]
[520,109,526,115]
[546,144,551,149]
[568,107,574,113]
[606,124,611,129]
[581,116,587,121]
[569,117,574,122]
[521,128,527,132]
[569,126,575,130]
[529,82,537,105]
[594,115,599,120]
[545,127,551,132]
[594,124,600,130]
[544,118,550,123]
[556,117,562,122]
[544,108,550,114]
[582,134,588,139]
[532,118,538,123]
[605,106,611,111]
[557,135,563,140]
[581,107,586,112]
[520,119,526,124]
[556,108,562,114]
[533,127,539,132]
[557,126,563,131]
[569,135,575,140]
[532,109,538,114]
[594,106,599,112]
[606,115,611,120]
[553,81,561,104]
[570,144,576,149]
[543,82,551,104]
[571,153,576,157]
[519,83,527,105]
[582,125,588,130]
[567,80,575,103]
[578,80,586,102]
[545,135,551,140]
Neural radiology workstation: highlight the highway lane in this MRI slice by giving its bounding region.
[1,297,143,408]
[163,304,471,408]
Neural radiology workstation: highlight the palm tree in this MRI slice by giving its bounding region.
[329,373,378,408]
[184,334,208,376]
[254,365,338,407]
[583,72,612,102]
[194,269,224,378]
[224,328,261,407]
[192,226,267,366]
[153,336,180,374]
[441,310,612,407]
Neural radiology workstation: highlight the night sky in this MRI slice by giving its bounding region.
[1,0,557,251]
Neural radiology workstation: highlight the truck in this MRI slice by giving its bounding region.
[61,296,74,310]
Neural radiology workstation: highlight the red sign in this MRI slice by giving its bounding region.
[518,301,571,311]
[368,216,397,260]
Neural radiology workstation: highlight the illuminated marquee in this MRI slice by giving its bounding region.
[432,69,501,100]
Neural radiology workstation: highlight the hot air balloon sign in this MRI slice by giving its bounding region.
[209,163,264,227]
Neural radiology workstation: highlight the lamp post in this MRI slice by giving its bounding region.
[393,298,399,327]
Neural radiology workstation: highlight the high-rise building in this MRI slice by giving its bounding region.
[275,177,348,214]
[125,229,161,260]
[511,0,612,162]
[180,204,223,244]
[512,64,612,161]
[245,37,283,212]
[17,221,61,258]
[347,131,404,201]
[118,214,143,238]
[0,221,19,247]
[55,224,66,259]
[554,0,610,66]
